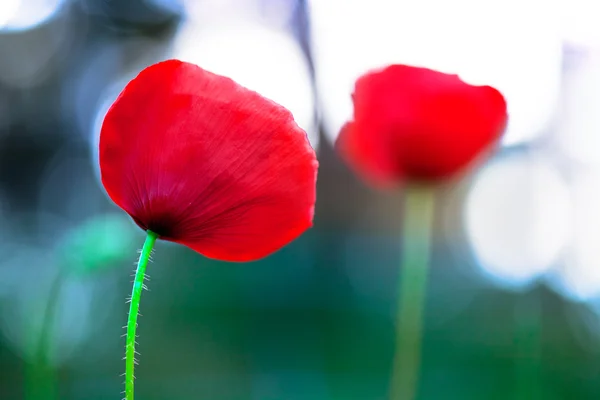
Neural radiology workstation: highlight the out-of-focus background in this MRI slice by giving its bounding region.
[0,0,599,399]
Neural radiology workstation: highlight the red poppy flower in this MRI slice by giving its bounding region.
[99,60,318,262]
[336,64,508,186]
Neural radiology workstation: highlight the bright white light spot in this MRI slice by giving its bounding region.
[170,22,318,148]
[556,52,600,167]
[464,154,571,290]
[0,0,65,31]
[550,170,600,301]
[181,0,295,29]
[0,0,20,28]
[308,0,561,148]
[0,0,70,88]
[182,0,255,22]
[562,0,600,46]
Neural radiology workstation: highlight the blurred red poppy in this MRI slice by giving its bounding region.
[336,64,508,186]
[100,60,318,262]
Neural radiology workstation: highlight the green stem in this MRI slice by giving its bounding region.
[38,272,63,365]
[125,230,158,400]
[25,272,62,400]
[390,184,436,400]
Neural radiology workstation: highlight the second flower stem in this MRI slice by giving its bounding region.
[25,272,62,400]
[125,230,157,400]
[390,184,436,400]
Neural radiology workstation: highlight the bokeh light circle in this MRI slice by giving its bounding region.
[548,169,600,301]
[556,51,600,167]
[0,0,72,89]
[464,152,572,290]
[0,0,66,32]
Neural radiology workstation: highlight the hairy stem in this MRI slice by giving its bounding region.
[125,230,157,400]
[390,184,436,400]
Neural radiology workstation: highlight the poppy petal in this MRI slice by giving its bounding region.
[100,60,318,262]
[336,122,403,187]
[337,64,508,184]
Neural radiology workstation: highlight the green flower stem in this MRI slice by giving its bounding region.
[125,230,158,400]
[25,272,62,400]
[390,184,436,400]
